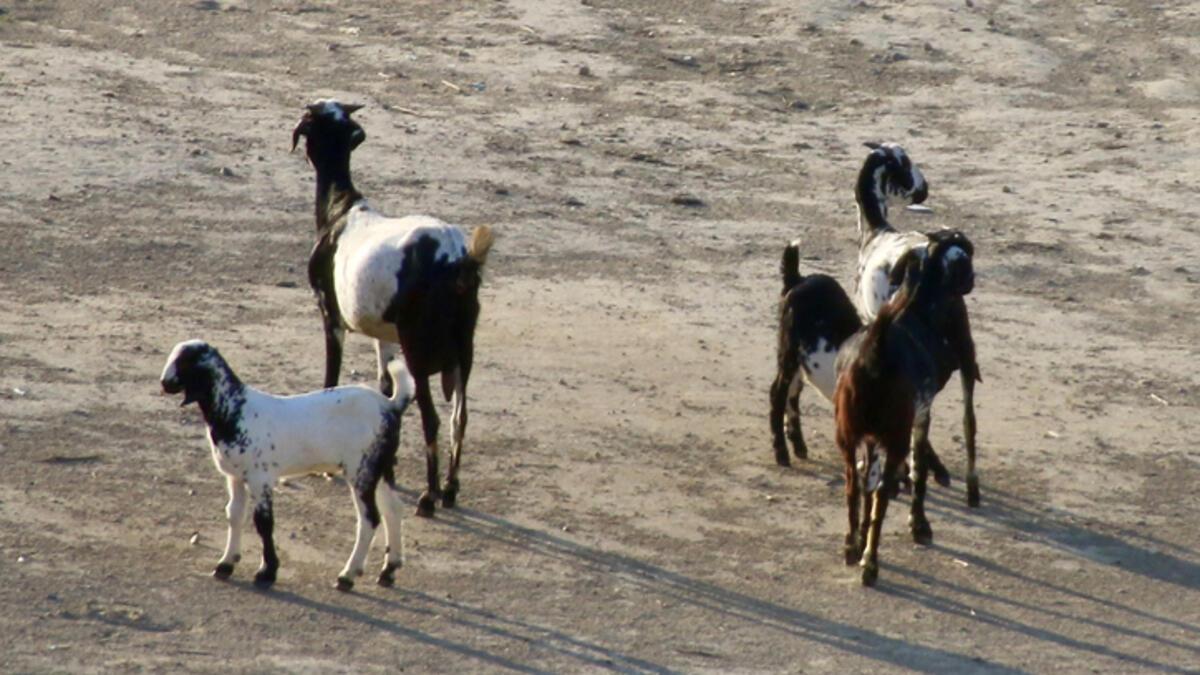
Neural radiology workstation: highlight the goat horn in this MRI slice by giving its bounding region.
[863,141,882,150]
[342,103,364,115]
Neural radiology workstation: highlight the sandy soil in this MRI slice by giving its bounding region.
[2,0,1199,672]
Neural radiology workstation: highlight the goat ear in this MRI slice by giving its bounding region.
[350,127,366,150]
[863,141,882,150]
[291,119,310,152]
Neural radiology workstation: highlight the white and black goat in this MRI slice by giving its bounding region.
[160,339,414,591]
[834,230,976,586]
[851,142,982,507]
[291,100,494,518]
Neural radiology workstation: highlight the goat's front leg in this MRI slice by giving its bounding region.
[251,484,279,589]
[442,365,467,508]
[214,475,246,580]
[323,322,346,389]
[962,371,980,507]
[337,477,381,592]
[909,416,934,545]
[374,340,402,396]
[841,446,862,565]
[413,377,441,518]
[861,449,902,587]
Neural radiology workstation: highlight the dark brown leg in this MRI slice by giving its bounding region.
[842,447,862,565]
[910,416,933,545]
[770,369,793,466]
[785,371,808,460]
[413,377,441,518]
[861,450,902,587]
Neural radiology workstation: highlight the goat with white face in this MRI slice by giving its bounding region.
[292,100,494,518]
[851,143,982,507]
[161,339,414,591]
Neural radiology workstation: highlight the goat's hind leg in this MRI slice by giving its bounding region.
[441,364,466,508]
[214,476,247,580]
[337,476,382,592]
[251,484,279,589]
[785,370,809,461]
[375,467,404,587]
[861,449,902,587]
[769,368,794,466]
[841,442,863,565]
[413,376,441,518]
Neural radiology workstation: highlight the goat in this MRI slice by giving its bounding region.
[834,230,975,586]
[160,339,414,591]
[852,142,982,507]
[292,99,494,518]
[769,241,951,486]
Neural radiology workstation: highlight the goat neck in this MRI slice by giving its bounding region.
[313,157,363,238]
[855,152,894,245]
[188,358,248,446]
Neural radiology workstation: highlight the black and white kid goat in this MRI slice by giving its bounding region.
[292,100,494,517]
[161,339,414,591]
[834,230,976,586]
[852,142,981,506]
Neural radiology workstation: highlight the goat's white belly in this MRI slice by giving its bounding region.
[801,339,839,402]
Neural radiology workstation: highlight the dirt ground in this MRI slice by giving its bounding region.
[2,0,1199,672]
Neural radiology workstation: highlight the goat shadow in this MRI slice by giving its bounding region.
[414,501,1026,674]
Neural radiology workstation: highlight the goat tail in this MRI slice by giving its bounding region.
[780,239,804,293]
[385,359,416,412]
[859,307,896,378]
[467,225,495,266]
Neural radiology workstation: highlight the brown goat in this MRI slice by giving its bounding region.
[834,230,975,586]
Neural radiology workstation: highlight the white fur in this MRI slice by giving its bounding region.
[801,337,840,402]
[856,231,929,320]
[334,204,467,343]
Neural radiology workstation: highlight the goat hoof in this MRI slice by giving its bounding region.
[934,465,952,488]
[335,576,354,592]
[416,493,437,518]
[253,570,276,589]
[843,544,862,566]
[860,562,879,587]
[377,563,400,587]
[911,523,933,546]
[441,480,459,508]
[773,446,791,467]
[967,478,981,507]
[791,441,808,461]
[213,563,235,580]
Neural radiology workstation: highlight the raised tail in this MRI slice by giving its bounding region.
[780,239,803,294]
[467,225,495,266]
[385,359,416,412]
[858,305,897,379]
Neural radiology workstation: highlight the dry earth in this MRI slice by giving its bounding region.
[2,0,1199,672]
